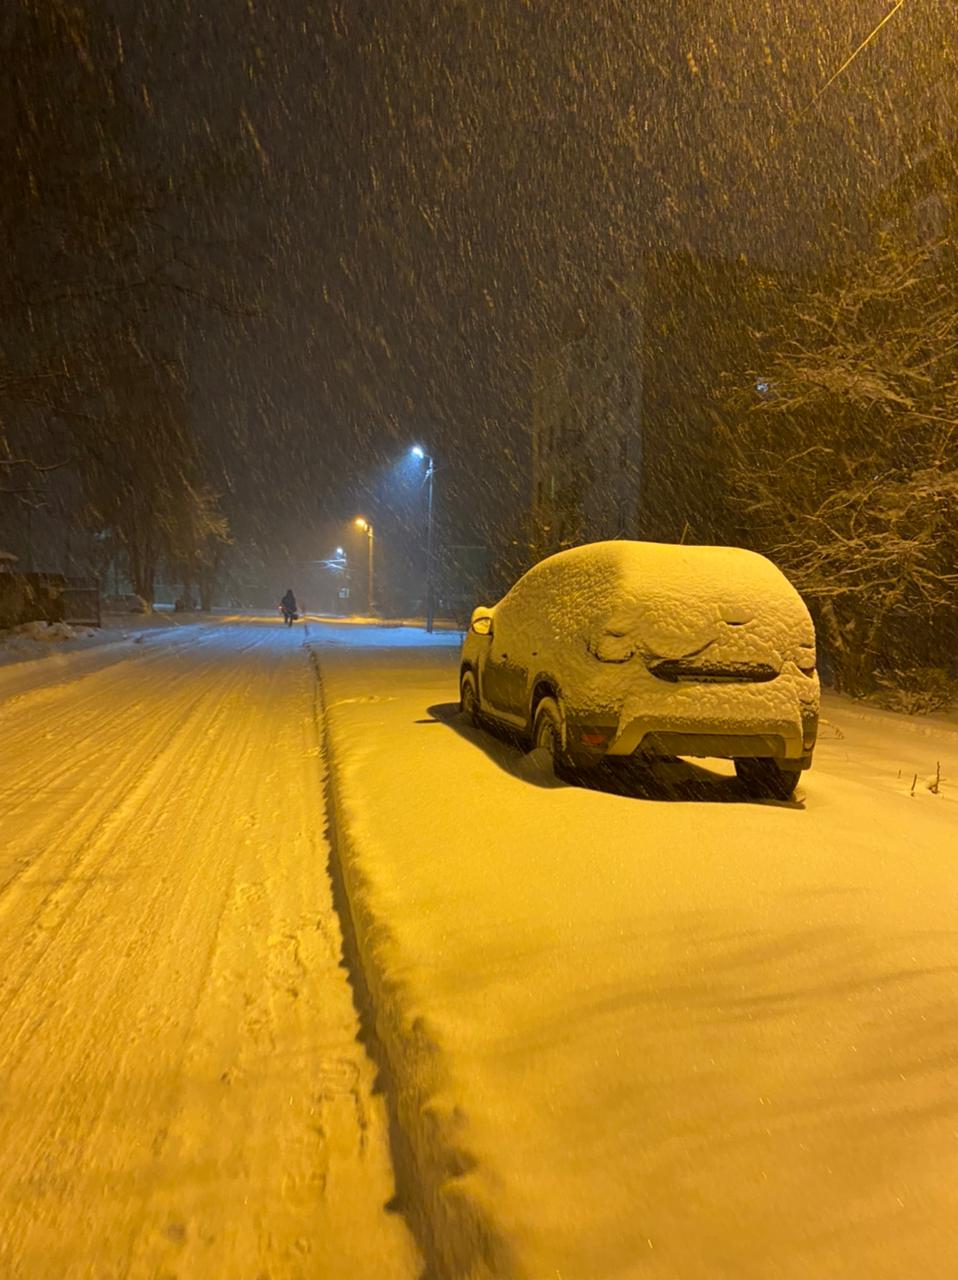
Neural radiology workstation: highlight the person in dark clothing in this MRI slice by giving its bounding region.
[280,588,298,627]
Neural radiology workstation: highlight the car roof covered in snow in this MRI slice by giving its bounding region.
[495,540,813,657]
[506,541,803,603]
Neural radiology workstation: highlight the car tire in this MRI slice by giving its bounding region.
[734,758,801,801]
[460,670,480,726]
[532,696,567,772]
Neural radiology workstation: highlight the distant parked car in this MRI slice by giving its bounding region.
[459,541,819,799]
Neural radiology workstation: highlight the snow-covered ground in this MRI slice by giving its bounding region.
[312,623,958,1279]
[0,618,419,1279]
[2,614,955,1279]
[309,613,465,633]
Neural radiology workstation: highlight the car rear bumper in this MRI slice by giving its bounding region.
[566,719,811,767]
[600,677,818,768]
[628,729,811,769]
[610,711,802,754]
[562,671,819,770]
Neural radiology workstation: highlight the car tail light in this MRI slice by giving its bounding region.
[574,726,615,748]
[801,705,819,750]
[796,647,817,676]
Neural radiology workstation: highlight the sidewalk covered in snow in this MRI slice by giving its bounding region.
[315,627,958,1279]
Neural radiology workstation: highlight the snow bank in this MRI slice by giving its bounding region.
[5,619,95,645]
[313,646,512,1279]
[0,619,99,662]
[316,639,958,1280]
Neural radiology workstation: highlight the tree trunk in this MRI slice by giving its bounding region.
[130,557,155,605]
[126,521,156,605]
[816,600,847,692]
[833,602,881,698]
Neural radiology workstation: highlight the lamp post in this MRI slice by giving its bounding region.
[411,446,436,633]
[354,517,375,614]
[334,547,348,613]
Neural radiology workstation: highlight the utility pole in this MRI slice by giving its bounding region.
[424,456,435,633]
[354,518,375,614]
[411,446,437,632]
[367,523,375,614]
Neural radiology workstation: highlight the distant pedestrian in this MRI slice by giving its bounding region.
[280,588,298,627]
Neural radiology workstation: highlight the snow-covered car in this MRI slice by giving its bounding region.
[459,540,819,799]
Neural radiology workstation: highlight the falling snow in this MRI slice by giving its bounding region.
[1,2,957,1275]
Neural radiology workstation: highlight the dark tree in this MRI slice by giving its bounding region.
[719,232,958,702]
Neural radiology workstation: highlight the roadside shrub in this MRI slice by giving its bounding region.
[869,666,958,715]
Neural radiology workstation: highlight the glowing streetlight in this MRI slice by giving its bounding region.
[410,446,436,632]
[354,517,375,614]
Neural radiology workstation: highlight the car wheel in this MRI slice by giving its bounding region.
[734,758,801,801]
[532,696,567,772]
[460,670,480,726]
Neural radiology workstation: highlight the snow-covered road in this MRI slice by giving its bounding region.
[0,620,419,1279]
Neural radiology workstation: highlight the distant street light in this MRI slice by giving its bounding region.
[354,517,375,614]
[411,446,436,633]
[306,546,350,613]
[312,547,347,571]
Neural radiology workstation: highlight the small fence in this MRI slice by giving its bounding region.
[0,572,101,629]
[61,579,101,627]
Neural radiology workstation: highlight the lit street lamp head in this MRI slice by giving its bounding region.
[410,445,425,460]
[354,516,370,532]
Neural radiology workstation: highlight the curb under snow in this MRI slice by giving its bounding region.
[309,647,517,1280]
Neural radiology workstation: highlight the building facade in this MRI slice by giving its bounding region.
[530,278,643,553]
[530,253,784,557]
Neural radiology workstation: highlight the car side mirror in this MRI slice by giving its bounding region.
[471,610,493,637]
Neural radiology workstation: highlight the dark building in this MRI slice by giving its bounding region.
[530,252,797,554]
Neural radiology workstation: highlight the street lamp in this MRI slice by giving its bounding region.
[354,517,375,614]
[411,446,436,633]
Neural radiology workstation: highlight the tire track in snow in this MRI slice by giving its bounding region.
[0,632,264,1230]
[0,623,419,1279]
[0,621,229,717]
[0,627,263,909]
[0,626,259,818]
[0,632,261,973]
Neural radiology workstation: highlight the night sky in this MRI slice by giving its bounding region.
[97,0,952,568]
